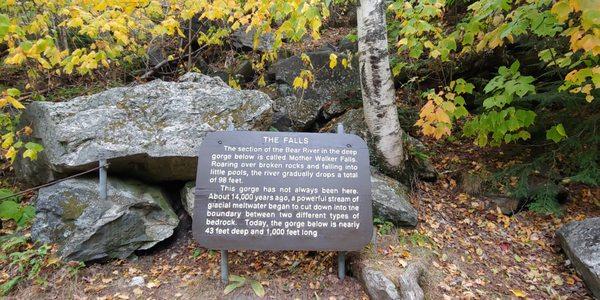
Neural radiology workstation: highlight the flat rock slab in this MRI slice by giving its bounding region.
[15,74,273,186]
[557,217,600,298]
[32,177,179,262]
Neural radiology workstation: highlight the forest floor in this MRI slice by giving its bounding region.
[5,137,599,300]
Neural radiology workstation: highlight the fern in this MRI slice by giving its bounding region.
[527,184,563,216]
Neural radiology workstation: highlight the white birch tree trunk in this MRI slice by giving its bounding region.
[357,0,405,172]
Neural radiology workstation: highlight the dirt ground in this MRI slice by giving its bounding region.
[5,139,599,300]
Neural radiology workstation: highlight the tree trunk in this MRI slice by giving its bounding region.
[357,0,405,173]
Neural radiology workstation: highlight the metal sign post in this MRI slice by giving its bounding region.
[219,123,235,284]
[99,159,108,201]
[336,123,346,280]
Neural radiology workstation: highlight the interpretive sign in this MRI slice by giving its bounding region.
[192,131,372,251]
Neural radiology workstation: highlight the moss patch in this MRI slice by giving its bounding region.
[60,196,87,221]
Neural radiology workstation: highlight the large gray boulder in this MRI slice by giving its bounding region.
[181,171,418,227]
[15,74,273,186]
[31,177,179,262]
[557,217,600,298]
[268,50,360,131]
[371,172,418,227]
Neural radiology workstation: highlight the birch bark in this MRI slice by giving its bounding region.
[357,0,405,172]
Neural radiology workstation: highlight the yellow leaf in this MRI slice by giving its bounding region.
[422,123,436,136]
[476,248,483,256]
[581,84,592,94]
[228,77,240,90]
[551,0,571,22]
[1,133,14,149]
[419,100,435,118]
[258,75,266,87]
[146,279,161,288]
[46,255,61,266]
[67,17,84,28]
[510,289,527,298]
[23,149,38,160]
[341,58,348,69]
[5,52,27,65]
[292,76,304,89]
[577,34,600,53]
[329,53,337,69]
[114,31,129,45]
[434,108,451,124]
[300,53,312,68]
[433,125,450,139]
[5,146,17,163]
[585,94,594,102]
[7,96,25,109]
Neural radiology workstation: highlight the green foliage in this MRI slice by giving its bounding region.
[373,217,394,235]
[491,119,598,215]
[546,124,567,143]
[408,0,598,150]
[192,249,202,259]
[527,184,563,216]
[388,0,452,61]
[224,274,265,297]
[408,147,430,162]
[481,62,535,109]
[0,189,34,227]
[416,78,473,138]
[66,261,86,277]
[399,231,434,247]
[0,188,20,202]
[0,235,53,296]
[567,151,600,186]
[462,61,538,146]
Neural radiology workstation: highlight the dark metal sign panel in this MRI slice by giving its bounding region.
[192,131,372,251]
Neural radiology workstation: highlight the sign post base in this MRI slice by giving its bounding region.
[338,251,346,280]
[220,250,228,284]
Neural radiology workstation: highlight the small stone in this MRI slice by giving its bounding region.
[130,276,145,287]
